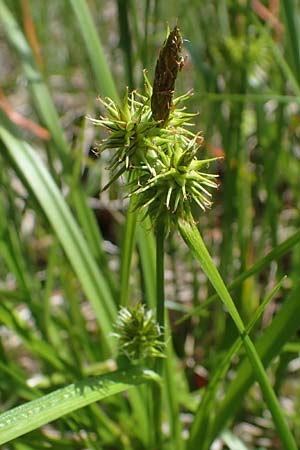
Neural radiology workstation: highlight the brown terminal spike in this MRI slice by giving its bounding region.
[151,25,184,124]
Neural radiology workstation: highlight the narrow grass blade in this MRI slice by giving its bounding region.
[119,205,138,307]
[194,92,300,104]
[0,367,159,445]
[164,335,184,450]
[178,218,297,450]
[220,429,248,450]
[69,0,119,101]
[0,112,116,349]
[0,1,69,162]
[189,278,286,450]
[0,302,66,371]
[178,230,300,323]
[116,0,134,88]
[281,0,300,84]
[209,285,300,444]
[283,343,300,353]
[136,219,156,309]
[70,186,118,301]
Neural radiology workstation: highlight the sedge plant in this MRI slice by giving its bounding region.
[91,25,219,372]
[0,3,299,448]
[91,25,298,449]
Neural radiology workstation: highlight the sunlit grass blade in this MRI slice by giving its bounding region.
[136,219,156,309]
[220,429,248,450]
[189,277,286,450]
[178,229,300,323]
[69,0,119,101]
[178,218,298,450]
[0,367,160,445]
[209,285,300,445]
[119,206,138,307]
[0,111,116,349]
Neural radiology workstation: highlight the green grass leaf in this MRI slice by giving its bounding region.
[0,1,69,163]
[178,218,298,450]
[209,285,300,444]
[0,367,159,445]
[69,0,119,101]
[0,111,116,349]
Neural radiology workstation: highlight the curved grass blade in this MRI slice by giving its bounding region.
[189,277,286,450]
[0,367,159,445]
[178,229,300,324]
[178,218,297,450]
[0,111,116,349]
[209,285,300,445]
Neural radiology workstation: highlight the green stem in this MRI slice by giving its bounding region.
[156,223,165,333]
[120,203,138,307]
[178,218,298,450]
[152,222,166,447]
[155,226,184,449]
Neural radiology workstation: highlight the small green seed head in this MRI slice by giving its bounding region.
[130,134,219,231]
[112,304,165,362]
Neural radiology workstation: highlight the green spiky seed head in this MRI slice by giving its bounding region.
[112,304,165,362]
[90,27,220,231]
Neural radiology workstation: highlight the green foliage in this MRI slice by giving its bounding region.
[0,1,300,449]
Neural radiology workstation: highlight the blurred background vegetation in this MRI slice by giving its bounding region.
[1,0,300,449]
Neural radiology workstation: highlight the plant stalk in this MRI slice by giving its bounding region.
[152,222,166,446]
[120,204,138,306]
[156,222,165,335]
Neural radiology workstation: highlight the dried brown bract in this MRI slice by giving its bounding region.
[151,25,184,124]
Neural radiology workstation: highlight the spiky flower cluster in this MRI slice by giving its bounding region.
[91,73,219,230]
[112,304,165,362]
